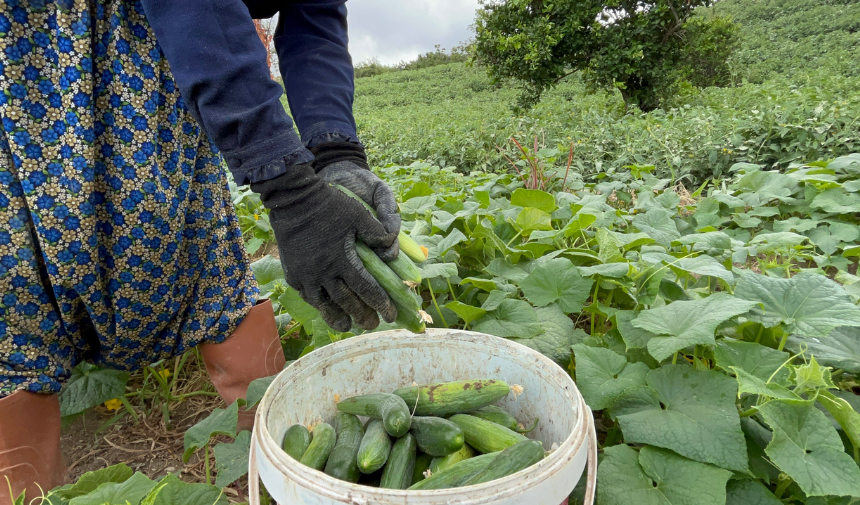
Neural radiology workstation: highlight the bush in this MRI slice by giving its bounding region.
[354,63,860,183]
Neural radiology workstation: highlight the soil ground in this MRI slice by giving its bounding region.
[59,354,252,503]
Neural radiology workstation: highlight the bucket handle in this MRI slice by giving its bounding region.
[582,406,598,505]
[248,414,599,505]
[250,432,260,505]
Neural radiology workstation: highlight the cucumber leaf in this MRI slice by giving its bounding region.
[725,479,782,505]
[573,344,649,411]
[735,271,860,338]
[611,366,748,471]
[472,299,543,338]
[214,431,252,487]
[632,294,757,361]
[597,445,732,505]
[756,399,860,497]
[519,258,593,314]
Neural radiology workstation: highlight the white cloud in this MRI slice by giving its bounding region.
[346,0,480,65]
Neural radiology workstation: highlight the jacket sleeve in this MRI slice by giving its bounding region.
[139,0,313,184]
[274,0,360,147]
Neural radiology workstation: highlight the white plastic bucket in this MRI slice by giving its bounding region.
[249,328,597,505]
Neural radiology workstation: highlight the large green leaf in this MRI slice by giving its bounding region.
[514,207,553,233]
[140,475,227,505]
[611,366,748,471]
[509,304,585,365]
[434,228,468,254]
[563,212,598,237]
[48,464,134,501]
[250,255,284,293]
[573,344,649,411]
[774,216,820,233]
[633,209,681,246]
[484,258,529,283]
[731,367,799,400]
[244,375,276,410]
[68,472,156,505]
[667,255,734,284]
[59,363,130,417]
[714,340,790,382]
[735,271,860,338]
[398,195,438,216]
[578,262,630,278]
[725,479,782,505]
[472,298,543,338]
[445,300,487,326]
[511,188,557,213]
[817,390,860,457]
[277,287,319,325]
[632,294,757,361]
[214,431,252,487]
[787,326,860,374]
[480,290,509,311]
[597,445,732,505]
[812,188,860,213]
[183,402,239,463]
[419,262,459,279]
[747,232,809,254]
[519,258,593,314]
[756,399,860,497]
[615,311,657,350]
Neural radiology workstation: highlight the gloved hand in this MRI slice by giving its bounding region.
[251,162,398,332]
[310,142,401,261]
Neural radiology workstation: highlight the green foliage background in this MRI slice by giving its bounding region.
[354,0,860,183]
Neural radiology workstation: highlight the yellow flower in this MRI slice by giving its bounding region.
[253,214,260,220]
[157,369,171,379]
[104,398,122,411]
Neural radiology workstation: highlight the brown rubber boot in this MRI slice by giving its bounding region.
[199,299,286,431]
[0,391,67,504]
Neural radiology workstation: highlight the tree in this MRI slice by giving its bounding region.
[473,0,739,112]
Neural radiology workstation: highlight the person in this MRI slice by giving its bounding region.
[0,0,402,501]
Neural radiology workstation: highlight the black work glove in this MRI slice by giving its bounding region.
[251,162,398,332]
[311,142,401,261]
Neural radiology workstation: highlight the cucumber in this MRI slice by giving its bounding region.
[337,393,412,437]
[398,232,428,263]
[299,423,336,471]
[412,453,434,485]
[336,184,427,264]
[410,416,464,457]
[407,452,498,490]
[388,252,423,284]
[282,424,311,461]
[392,379,511,417]
[355,242,426,333]
[429,444,477,474]
[380,434,417,489]
[469,405,518,431]
[471,406,540,433]
[324,413,364,483]
[357,419,392,474]
[448,414,528,454]
[460,440,544,486]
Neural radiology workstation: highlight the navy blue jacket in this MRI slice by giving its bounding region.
[139,0,359,185]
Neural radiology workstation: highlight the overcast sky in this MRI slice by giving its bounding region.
[345,0,481,65]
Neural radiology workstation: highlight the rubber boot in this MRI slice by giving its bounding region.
[0,391,67,504]
[200,299,286,431]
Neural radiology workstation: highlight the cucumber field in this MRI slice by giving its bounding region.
[44,0,860,503]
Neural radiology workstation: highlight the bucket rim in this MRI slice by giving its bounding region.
[253,328,589,503]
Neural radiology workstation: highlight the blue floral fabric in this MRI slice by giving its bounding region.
[0,0,258,397]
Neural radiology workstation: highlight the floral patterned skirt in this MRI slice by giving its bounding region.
[0,0,258,397]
